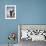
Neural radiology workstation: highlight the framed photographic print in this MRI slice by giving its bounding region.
[5,5,16,19]
[18,24,46,42]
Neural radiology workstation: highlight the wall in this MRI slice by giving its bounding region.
[0,0,17,44]
[0,0,46,44]
[17,0,46,24]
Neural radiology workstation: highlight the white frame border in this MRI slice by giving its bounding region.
[5,5,16,19]
[18,25,21,43]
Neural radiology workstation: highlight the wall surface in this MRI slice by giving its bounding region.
[0,0,17,44]
[0,0,46,45]
[17,0,46,24]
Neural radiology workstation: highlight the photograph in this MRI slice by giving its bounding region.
[18,24,46,46]
[5,5,16,19]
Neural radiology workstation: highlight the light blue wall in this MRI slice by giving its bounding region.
[17,0,46,24]
[0,0,17,44]
[0,0,46,44]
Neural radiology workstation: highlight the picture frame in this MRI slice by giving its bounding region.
[5,5,16,19]
[18,24,46,42]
